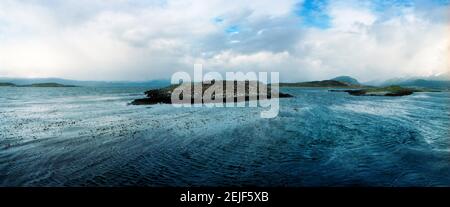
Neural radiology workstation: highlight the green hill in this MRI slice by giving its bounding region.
[280,80,354,88]
[27,83,77,87]
[1,82,77,87]
[0,82,16,87]
[331,76,360,85]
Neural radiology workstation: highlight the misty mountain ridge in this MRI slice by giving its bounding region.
[0,77,171,88]
[371,72,450,89]
[2,73,450,89]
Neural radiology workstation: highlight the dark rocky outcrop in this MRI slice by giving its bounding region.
[330,86,418,96]
[131,80,293,105]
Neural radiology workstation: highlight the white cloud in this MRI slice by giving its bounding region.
[293,4,449,82]
[0,0,448,82]
[328,1,377,33]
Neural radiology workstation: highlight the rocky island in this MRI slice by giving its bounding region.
[132,80,293,105]
[281,76,438,97]
[330,86,423,96]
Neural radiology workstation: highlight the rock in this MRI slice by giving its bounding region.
[331,86,417,96]
[131,80,293,105]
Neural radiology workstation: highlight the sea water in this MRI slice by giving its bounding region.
[0,87,449,186]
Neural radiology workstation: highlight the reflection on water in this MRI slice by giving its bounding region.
[0,87,449,186]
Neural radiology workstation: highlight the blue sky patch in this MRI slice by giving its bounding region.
[225,25,240,34]
[296,0,330,29]
[296,0,331,29]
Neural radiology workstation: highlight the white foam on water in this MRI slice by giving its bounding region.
[410,93,431,99]
[330,100,410,118]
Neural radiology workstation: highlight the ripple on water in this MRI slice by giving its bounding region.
[0,88,449,186]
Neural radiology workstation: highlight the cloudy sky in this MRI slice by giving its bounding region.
[0,0,448,82]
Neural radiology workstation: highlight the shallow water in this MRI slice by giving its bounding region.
[0,87,449,186]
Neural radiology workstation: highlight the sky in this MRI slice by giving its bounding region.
[0,0,449,82]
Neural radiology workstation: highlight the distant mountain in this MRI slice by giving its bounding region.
[280,80,353,87]
[0,82,16,87]
[392,79,450,89]
[375,72,450,89]
[1,82,76,87]
[280,76,364,88]
[24,83,77,87]
[366,72,450,89]
[331,76,360,85]
[0,77,171,88]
